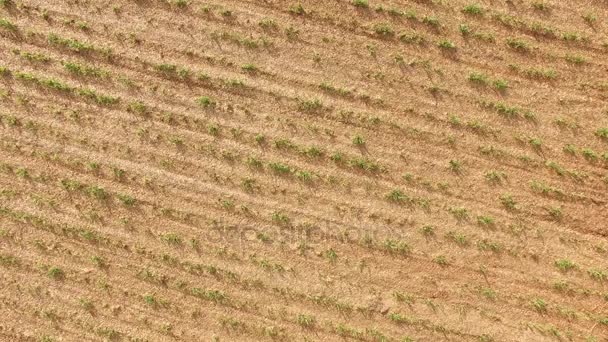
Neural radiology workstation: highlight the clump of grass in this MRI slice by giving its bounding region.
[117,194,136,206]
[448,207,469,221]
[506,38,529,52]
[289,3,306,15]
[449,160,462,174]
[14,49,50,63]
[269,162,291,174]
[127,101,147,115]
[595,128,608,140]
[522,67,557,80]
[63,61,109,78]
[433,255,449,266]
[319,82,352,97]
[422,16,440,28]
[565,55,586,65]
[354,0,372,9]
[298,98,322,112]
[383,239,411,255]
[0,18,17,31]
[399,32,425,45]
[386,189,409,203]
[87,185,107,200]
[582,148,598,162]
[555,259,577,272]
[462,4,482,15]
[532,298,547,314]
[493,79,508,91]
[437,39,456,50]
[445,231,469,246]
[259,18,278,30]
[197,96,215,108]
[241,63,258,73]
[468,71,488,85]
[499,193,517,210]
[588,269,607,282]
[374,23,394,37]
[582,13,597,25]
[296,314,316,328]
[532,1,549,11]
[477,215,495,227]
[161,233,182,245]
[352,135,365,146]
[561,32,581,42]
[47,266,64,279]
[48,33,94,53]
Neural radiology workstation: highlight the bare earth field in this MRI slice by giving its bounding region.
[1,0,608,341]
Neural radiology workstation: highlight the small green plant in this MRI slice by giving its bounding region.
[289,3,305,15]
[446,231,469,246]
[563,144,577,155]
[127,101,146,115]
[449,207,469,221]
[468,71,488,85]
[582,148,598,162]
[433,255,449,266]
[485,170,506,183]
[383,239,411,255]
[477,215,495,227]
[449,160,462,174]
[532,298,547,314]
[0,18,17,31]
[588,269,607,282]
[499,193,517,210]
[207,124,220,136]
[241,63,258,73]
[271,211,290,225]
[117,194,136,206]
[374,23,394,37]
[161,233,182,245]
[259,18,278,30]
[459,23,471,36]
[298,99,322,112]
[595,128,608,140]
[565,54,586,65]
[269,162,291,174]
[547,206,562,221]
[529,137,542,150]
[582,13,597,25]
[325,248,338,262]
[506,38,529,52]
[422,16,440,27]
[352,135,365,146]
[493,79,508,91]
[386,189,409,203]
[352,0,368,8]
[296,314,316,328]
[87,186,107,200]
[421,225,435,237]
[532,1,548,11]
[175,0,188,8]
[562,32,581,42]
[462,4,482,15]
[48,266,64,279]
[437,39,456,50]
[400,32,425,45]
[196,96,215,108]
[555,259,577,272]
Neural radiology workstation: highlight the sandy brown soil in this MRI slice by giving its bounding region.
[1,0,608,341]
